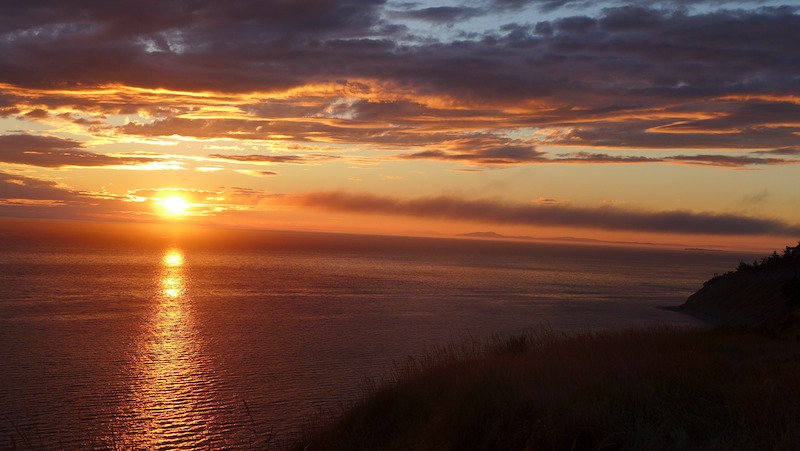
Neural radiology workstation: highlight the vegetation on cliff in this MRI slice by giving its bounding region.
[295,328,800,450]
[680,242,800,335]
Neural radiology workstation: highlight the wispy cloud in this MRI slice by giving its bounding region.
[752,147,800,156]
[398,147,798,169]
[387,6,485,24]
[208,153,340,165]
[556,152,798,168]
[664,154,796,168]
[235,169,280,177]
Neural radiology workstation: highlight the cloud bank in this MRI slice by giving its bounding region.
[293,191,800,236]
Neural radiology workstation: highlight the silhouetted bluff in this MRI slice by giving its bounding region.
[680,242,800,336]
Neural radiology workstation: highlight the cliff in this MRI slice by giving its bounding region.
[680,243,800,336]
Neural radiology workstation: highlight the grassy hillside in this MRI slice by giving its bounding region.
[294,327,800,450]
[294,244,800,450]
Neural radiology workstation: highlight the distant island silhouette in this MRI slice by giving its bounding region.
[457,231,536,240]
[456,231,706,249]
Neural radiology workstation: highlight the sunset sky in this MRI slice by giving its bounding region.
[1,0,798,248]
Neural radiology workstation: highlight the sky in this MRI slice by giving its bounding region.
[0,0,798,249]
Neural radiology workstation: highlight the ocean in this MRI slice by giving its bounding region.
[0,225,758,449]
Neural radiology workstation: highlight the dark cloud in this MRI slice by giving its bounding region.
[1,2,796,102]
[665,154,795,167]
[597,5,665,31]
[553,152,657,164]
[488,0,589,13]
[397,138,546,165]
[293,191,800,236]
[490,1,798,14]
[651,102,800,134]
[0,0,388,40]
[752,147,800,156]
[0,134,158,168]
[23,108,49,119]
[246,170,280,176]
[388,6,485,23]
[551,108,800,150]
[555,152,797,168]
[488,0,535,11]
[742,190,769,205]
[553,15,597,34]
[395,146,797,168]
[119,115,398,143]
[0,2,798,165]
[0,171,125,220]
[0,0,389,91]
[0,172,79,201]
[0,107,21,117]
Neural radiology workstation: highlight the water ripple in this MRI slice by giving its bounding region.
[0,237,752,448]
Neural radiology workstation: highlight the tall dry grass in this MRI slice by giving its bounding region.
[295,327,800,450]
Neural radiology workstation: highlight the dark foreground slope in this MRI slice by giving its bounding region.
[294,328,800,451]
[292,244,800,450]
[680,243,800,336]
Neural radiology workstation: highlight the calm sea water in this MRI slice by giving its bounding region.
[0,228,757,449]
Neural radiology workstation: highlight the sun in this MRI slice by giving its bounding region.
[159,196,190,216]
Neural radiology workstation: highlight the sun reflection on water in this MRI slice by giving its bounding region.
[162,276,185,299]
[116,248,222,449]
[163,249,184,267]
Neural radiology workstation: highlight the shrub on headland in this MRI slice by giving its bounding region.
[681,242,800,335]
[726,242,800,279]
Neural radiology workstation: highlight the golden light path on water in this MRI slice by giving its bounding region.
[116,248,223,450]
